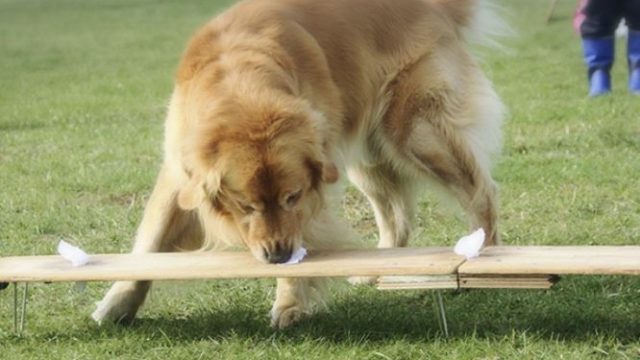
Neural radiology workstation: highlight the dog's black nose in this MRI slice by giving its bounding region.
[266,246,292,264]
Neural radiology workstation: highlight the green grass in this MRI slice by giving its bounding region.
[1,0,640,358]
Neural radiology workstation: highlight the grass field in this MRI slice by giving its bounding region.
[1,0,640,358]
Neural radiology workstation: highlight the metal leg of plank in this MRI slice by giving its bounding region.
[19,283,29,333]
[545,0,560,24]
[13,283,18,332]
[432,291,449,338]
[12,282,29,333]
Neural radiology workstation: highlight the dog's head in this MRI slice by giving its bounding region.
[177,97,337,263]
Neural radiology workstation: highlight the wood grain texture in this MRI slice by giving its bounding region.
[377,275,459,290]
[2,246,639,286]
[0,247,464,283]
[459,274,558,289]
[458,246,640,276]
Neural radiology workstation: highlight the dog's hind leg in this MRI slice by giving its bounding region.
[382,49,503,246]
[92,165,202,324]
[399,94,501,246]
[407,129,499,245]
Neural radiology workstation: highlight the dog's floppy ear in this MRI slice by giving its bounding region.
[177,176,205,210]
[302,107,339,184]
[178,171,222,210]
[322,162,339,184]
[307,158,339,186]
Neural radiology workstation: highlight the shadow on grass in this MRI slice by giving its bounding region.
[80,276,640,344]
[0,121,47,132]
[546,15,570,24]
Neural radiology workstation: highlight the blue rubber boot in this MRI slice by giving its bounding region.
[628,31,640,95]
[582,37,614,97]
[589,69,611,97]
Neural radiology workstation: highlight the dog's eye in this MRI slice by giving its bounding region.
[285,190,302,207]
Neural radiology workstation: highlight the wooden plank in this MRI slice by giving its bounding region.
[377,275,458,290]
[459,246,640,276]
[0,247,464,283]
[459,274,559,289]
[2,246,639,288]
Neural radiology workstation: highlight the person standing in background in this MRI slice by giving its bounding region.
[575,0,640,96]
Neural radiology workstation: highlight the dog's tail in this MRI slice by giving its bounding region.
[431,0,511,49]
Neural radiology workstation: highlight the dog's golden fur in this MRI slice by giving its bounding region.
[93,0,505,328]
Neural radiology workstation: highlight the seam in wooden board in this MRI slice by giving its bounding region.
[453,257,469,290]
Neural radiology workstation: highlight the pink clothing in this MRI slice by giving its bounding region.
[574,0,588,34]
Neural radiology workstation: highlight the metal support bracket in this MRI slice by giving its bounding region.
[432,291,449,338]
[11,283,29,333]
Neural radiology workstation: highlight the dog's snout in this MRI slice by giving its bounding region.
[265,244,292,264]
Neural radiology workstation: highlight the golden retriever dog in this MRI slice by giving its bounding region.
[93,0,505,328]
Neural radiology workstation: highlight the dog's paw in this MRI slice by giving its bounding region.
[91,299,138,325]
[270,303,307,329]
[92,282,147,325]
[92,299,136,325]
[348,276,378,286]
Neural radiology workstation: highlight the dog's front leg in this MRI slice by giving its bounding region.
[92,280,152,325]
[270,277,320,329]
[92,165,199,324]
